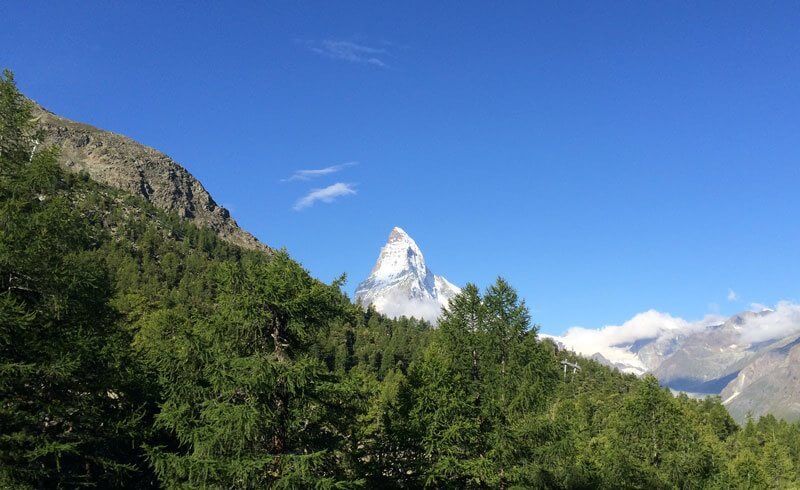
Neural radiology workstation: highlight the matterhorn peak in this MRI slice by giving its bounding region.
[390,226,409,237]
[370,226,427,280]
[355,227,460,324]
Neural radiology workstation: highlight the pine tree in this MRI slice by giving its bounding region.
[594,376,720,488]
[137,251,352,487]
[408,280,560,488]
[407,283,485,487]
[477,278,559,488]
[0,70,150,488]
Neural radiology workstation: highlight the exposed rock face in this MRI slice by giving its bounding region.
[32,104,268,252]
[355,227,460,324]
[721,334,800,422]
[651,312,768,393]
[634,334,685,372]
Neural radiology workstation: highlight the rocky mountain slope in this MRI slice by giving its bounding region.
[355,227,459,323]
[721,334,800,422]
[650,311,771,394]
[32,103,267,252]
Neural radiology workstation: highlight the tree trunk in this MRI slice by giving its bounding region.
[270,314,289,454]
[271,315,289,362]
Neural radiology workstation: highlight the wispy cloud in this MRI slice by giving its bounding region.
[727,289,738,302]
[293,182,356,211]
[282,161,357,182]
[302,39,390,68]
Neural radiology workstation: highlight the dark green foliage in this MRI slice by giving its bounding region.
[590,376,720,487]
[136,252,353,487]
[0,71,152,488]
[406,281,561,488]
[2,69,800,488]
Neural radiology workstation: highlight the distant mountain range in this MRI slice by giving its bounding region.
[355,227,459,324]
[546,308,800,422]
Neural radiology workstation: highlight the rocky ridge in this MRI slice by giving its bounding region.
[32,103,267,252]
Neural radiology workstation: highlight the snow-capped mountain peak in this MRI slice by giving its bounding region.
[355,227,460,324]
[370,227,428,280]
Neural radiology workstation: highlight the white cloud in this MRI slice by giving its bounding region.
[293,182,356,211]
[369,289,445,325]
[727,289,738,302]
[739,301,800,343]
[376,297,443,325]
[550,301,800,370]
[282,161,357,182]
[749,302,771,312]
[550,310,725,373]
[302,39,390,68]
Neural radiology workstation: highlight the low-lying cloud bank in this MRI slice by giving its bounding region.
[549,310,723,372]
[374,297,444,325]
[740,301,800,343]
[367,289,451,325]
[548,302,800,365]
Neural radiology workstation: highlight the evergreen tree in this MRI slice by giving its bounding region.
[595,376,719,488]
[477,279,559,488]
[409,283,485,487]
[0,70,151,488]
[409,280,559,488]
[137,251,352,487]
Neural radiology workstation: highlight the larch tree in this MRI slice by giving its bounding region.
[137,251,352,488]
[0,70,148,488]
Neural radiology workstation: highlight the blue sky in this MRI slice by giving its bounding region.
[3,1,799,335]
